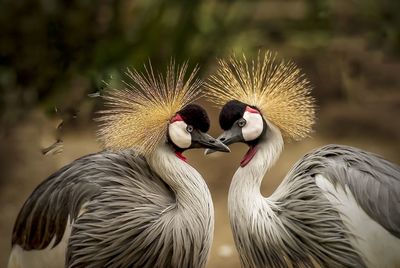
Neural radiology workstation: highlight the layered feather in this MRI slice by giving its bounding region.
[206,51,315,141]
[97,61,202,155]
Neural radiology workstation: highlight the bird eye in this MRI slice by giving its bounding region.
[186,125,193,133]
[238,118,246,128]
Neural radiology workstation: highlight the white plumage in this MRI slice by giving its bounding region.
[316,174,400,268]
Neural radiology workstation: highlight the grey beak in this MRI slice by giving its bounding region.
[205,126,243,155]
[191,130,230,153]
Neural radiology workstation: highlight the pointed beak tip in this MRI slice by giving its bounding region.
[204,149,213,155]
[222,146,231,153]
[195,131,230,154]
[214,140,230,153]
[204,145,230,155]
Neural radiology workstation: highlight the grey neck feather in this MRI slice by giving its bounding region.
[148,143,214,215]
[146,143,214,267]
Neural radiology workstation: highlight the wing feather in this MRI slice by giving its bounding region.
[12,150,173,253]
[307,145,400,238]
[12,153,103,250]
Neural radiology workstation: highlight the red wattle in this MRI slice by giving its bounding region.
[240,146,258,167]
[175,152,187,162]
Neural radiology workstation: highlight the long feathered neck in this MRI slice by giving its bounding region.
[147,143,213,212]
[229,123,283,202]
[228,123,284,267]
[147,144,214,268]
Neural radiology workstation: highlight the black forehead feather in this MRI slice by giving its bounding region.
[219,100,247,130]
[178,104,210,132]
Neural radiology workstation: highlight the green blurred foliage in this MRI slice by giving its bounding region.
[0,0,399,128]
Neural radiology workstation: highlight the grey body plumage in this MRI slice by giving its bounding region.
[303,145,400,238]
[13,147,213,268]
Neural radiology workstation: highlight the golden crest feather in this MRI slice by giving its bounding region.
[206,51,315,141]
[97,61,202,155]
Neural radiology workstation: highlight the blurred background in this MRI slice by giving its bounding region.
[1,0,399,267]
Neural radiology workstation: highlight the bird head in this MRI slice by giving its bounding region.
[217,100,266,147]
[206,99,268,166]
[168,104,229,159]
[97,60,228,160]
[205,51,315,166]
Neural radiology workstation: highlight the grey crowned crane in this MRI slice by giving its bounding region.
[8,62,229,268]
[206,51,400,267]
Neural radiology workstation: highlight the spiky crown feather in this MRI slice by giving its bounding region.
[206,51,315,141]
[97,61,202,155]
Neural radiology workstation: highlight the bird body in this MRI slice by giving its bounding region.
[206,51,400,267]
[9,62,229,267]
[228,123,400,267]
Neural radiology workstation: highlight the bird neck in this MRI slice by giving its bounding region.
[147,143,213,212]
[228,122,283,225]
[228,123,284,267]
[229,123,284,199]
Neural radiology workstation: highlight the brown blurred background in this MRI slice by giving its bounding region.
[1,0,399,267]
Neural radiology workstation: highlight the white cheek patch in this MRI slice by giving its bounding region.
[168,121,191,149]
[242,111,263,141]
